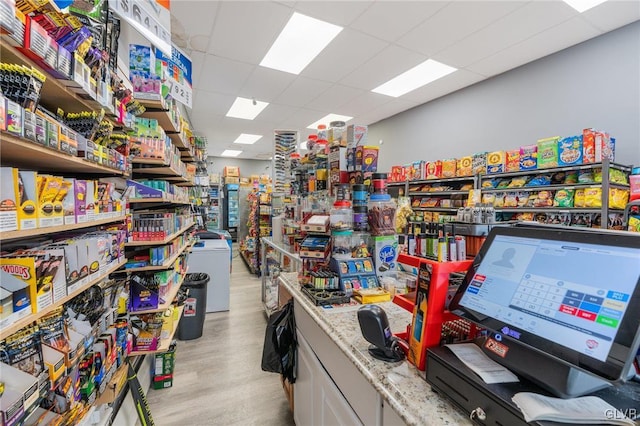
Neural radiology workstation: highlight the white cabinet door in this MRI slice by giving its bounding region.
[318,365,363,426]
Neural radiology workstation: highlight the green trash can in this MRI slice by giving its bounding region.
[178,273,209,340]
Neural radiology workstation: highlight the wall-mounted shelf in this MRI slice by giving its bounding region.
[125,222,194,247]
[129,305,184,356]
[168,133,191,151]
[0,259,126,340]
[0,133,127,175]
[408,190,470,196]
[412,207,460,212]
[140,109,180,133]
[495,207,624,213]
[129,272,187,315]
[123,241,193,272]
[1,216,125,242]
[478,162,630,180]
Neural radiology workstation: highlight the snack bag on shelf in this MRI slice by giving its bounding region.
[608,188,629,209]
[553,189,575,207]
[584,187,602,207]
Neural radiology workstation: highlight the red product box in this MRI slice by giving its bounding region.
[18,16,58,72]
[424,160,443,179]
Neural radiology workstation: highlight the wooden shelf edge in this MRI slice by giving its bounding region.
[129,305,183,356]
[125,222,194,247]
[0,215,125,242]
[131,157,168,166]
[128,198,191,205]
[0,259,126,340]
[128,272,187,315]
[93,362,129,406]
[122,241,193,272]
[0,133,126,175]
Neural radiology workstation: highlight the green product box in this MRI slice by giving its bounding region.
[153,348,175,376]
[152,373,173,389]
[537,137,560,169]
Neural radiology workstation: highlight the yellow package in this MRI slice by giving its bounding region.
[504,192,519,208]
[508,177,528,188]
[533,191,554,207]
[584,187,602,207]
[457,156,473,177]
[608,188,629,209]
[628,216,640,232]
[482,193,496,205]
[493,193,506,208]
[574,189,585,207]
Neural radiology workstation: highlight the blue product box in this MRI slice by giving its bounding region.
[558,135,583,166]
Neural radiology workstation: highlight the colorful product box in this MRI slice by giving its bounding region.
[328,148,347,170]
[16,170,38,230]
[505,150,520,172]
[23,110,37,142]
[370,235,399,279]
[37,175,64,228]
[73,180,87,223]
[536,137,560,169]
[389,166,406,182]
[0,94,6,131]
[425,160,442,179]
[356,146,379,172]
[519,144,538,170]
[583,128,616,163]
[346,124,367,148]
[46,119,59,150]
[0,257,47,313]
[456,156,473,176]
[472,152,487,175]
[85,180,98,222]
[441,159,457,178]
[486,151,506,174]
[223,166,240,177]
[0,168,18,232]
[6,100,23,137]
[557,136,583,166]
[0,271,31,323]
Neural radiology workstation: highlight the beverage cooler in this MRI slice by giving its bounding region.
[224,183,239,241]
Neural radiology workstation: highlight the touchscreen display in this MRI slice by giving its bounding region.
[459,234,640,362]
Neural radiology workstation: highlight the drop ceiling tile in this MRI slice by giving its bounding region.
[467,16,602,77]
[350,1,448,42]
[196,55,255,95]
[433,1,578,68]
[301,29,388,83]
[307,84,365,110]
[208,1,292,63]
[401,69,486,104]
[239,67,297,101]
[191,90,236,116]
[338,92,393,117]
[170,1,219,42]
[396,1,527,56]
[189,51,206,91]
[293,1,373,26]
[339,45,427,91]
[581,1,640,33]
[274,77,333,107]
[278,107,326,130]
[252,103,299,125]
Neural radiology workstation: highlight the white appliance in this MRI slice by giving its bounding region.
[188,239,231,312]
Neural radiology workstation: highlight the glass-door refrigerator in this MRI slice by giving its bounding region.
[224,183,239,241]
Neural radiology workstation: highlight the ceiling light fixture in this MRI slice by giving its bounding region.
[260,12,343,75]
[233,134,263,145]
[307,113,353,130]
[226,96,269,120]
[221,149,242,157]
[562,0,608,13]
[372,59,457,98]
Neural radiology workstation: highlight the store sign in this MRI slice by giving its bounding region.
[156,45,193,108]
[110,0,172,56]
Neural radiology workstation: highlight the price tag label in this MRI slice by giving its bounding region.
[168,79,192,108]
[110,0,172,51]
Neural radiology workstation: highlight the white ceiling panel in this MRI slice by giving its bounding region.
[293,1,373,26]
[239,67,297,101]
[191,90,236,117]
[278,107,326,130]
[338,92,393,117]
[307,84,365,111]
[208,1,293,63]
[189,51,206,91]
[170,1,219,43]
[251,103,300,125]
[274,77,333,107]
[196,55,255,95]
[581,0,640,33]
[301,29,388,83]
[433,1,578,68]
[339,45,426,90]
[468,16,602,77]
[396,1,528,56]
[350,1,449,42]
[400,69,486,104]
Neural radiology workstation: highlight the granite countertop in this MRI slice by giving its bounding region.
[279,272,473,426]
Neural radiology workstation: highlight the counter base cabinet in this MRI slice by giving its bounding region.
[294,302,406,425]
[295,332,363,426]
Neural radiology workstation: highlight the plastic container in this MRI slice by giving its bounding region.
[177,273,210,340]
[332,230,354,259]
[330,200,353,230]
[352,184,368,206]
[335,184,351,201]
[317,124,327,143]
[367,193,396,236]
[353,205,368,231]
[372,173,388,194]
[329,120,346,146]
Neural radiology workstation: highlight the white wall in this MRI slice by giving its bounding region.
[370,22,640,171]
[207,156,272,177]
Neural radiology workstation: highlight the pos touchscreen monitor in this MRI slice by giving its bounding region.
[448,226,640,398]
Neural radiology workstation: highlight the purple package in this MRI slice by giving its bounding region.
[74,180,87,223]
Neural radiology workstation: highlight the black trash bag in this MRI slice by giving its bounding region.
[261,299,297,383]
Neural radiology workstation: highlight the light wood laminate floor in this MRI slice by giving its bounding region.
[147,251,295,425]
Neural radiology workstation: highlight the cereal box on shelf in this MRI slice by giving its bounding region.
[537,137,560,169]
[505,150,520,172]
[424,160,442,179]
[486,151,505,174]
[558,136,583,166]
[472,152,487,175]
[583,128,615,163]
[457,156,473,176]
[519,145,537,170]
[441,159,457,178]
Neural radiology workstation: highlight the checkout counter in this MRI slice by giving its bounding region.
[278,272,472,425]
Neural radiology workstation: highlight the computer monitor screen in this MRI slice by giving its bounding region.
[449,226,640,394]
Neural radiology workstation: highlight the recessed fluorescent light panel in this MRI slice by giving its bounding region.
[372,59,457,98]
[233,134,263,145]
[260,12,343,75]
[562,0,607,12]
[307,113,353,130]
[221,150,242,157]
[226,97,269,120]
